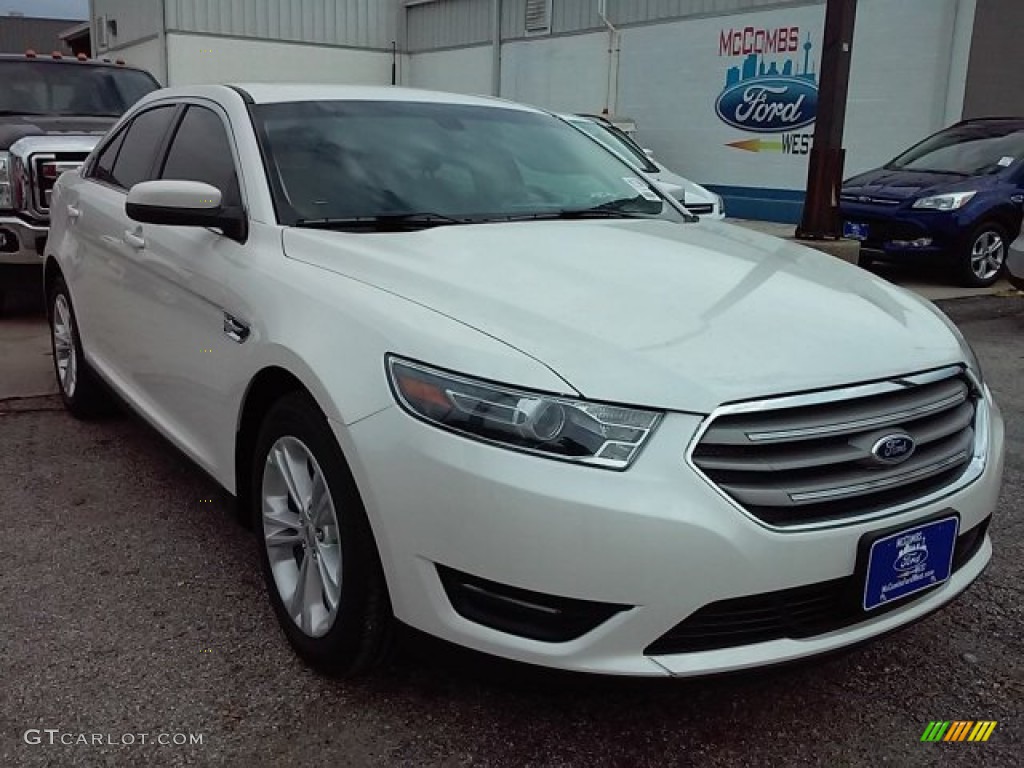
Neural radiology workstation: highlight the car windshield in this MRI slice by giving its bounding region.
[887,123,1024,176]
[570,119,661,174]
[0,60,159,116]
[252,100,683,227]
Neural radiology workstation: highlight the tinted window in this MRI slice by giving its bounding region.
[110,106,175,189]
[0,61,158,116]
[91,127,127,185]
[889,124,1024,176]
[160,106,240,206]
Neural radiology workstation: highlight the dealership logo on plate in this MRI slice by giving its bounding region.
[715,25,820,149]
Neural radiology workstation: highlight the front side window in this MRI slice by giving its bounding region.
[91,127,127,186]
[160,106,241,207]
[252,100,683,228]
[108,105,176,190]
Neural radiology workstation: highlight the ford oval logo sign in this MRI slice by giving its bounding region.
[715,77,819,133]
[871,434,916,465]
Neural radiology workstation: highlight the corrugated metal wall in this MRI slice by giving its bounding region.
[164,0,400,49]
[407,0,493,51]
[407,0,821,52]
[92,0,165,50]
[0,17,74,54]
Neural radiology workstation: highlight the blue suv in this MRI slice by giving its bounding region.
[841,118,1024,287]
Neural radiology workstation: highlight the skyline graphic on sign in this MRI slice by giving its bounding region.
[724,33,818,89]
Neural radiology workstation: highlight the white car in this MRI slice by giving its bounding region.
[46,84,1004,678]
[560,113,725,219]
[1008,224,1024,291]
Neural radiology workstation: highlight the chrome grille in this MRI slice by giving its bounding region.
[690,367,983,528]
[31,153,89,217]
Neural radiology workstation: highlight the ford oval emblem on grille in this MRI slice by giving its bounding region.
[871,433,916,465]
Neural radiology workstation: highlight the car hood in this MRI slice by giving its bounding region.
[0,115,116,149]
[283,219,963,413]
[842,166,987,203]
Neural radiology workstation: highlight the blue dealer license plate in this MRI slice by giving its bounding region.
[843,221,869,241]
[863,516,958,611]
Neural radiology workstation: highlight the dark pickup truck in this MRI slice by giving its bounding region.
[0,52,159,309]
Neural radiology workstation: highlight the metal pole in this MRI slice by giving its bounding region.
[492,0,502,96]
[796,0,858,239]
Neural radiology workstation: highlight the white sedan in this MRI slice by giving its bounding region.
[560,113,725,219]
[46,84,1004,678]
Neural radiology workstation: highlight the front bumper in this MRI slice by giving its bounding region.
[840,204,970,263]
[333,388,1004,677]
[0,215,47,266]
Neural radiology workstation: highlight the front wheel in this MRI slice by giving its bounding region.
[252,392,392,677]
[959,224,1007,288]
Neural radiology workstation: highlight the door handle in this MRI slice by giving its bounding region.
[223,313,250,343]
[123,230,146,250]
[66,204,81,220]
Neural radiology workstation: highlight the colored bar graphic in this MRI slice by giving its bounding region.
[921,721,997,742]
[921,721,950,742]
[968,721,998,742]
[945,721,973,741]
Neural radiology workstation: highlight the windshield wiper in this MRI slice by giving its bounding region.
[294,212,472,231]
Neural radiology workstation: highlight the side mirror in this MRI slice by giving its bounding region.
[125,180,247,242]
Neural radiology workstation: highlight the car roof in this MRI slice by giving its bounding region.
[226,83,543,112]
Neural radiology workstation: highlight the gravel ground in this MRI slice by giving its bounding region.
[1,295,1021,768]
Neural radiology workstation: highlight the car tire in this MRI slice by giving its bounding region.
[857,251,874,270]
[252,391,392,677]
[47,273,111,418]
[959,223,1008,288]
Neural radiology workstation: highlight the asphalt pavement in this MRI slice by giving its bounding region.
[1,286,1021,767]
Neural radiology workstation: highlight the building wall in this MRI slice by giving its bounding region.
[0,16,75,54]
[165,31,392,84]
[113,36,167,83]
[405,0,818,52]
[409,44,493,94]
[164,0,399,50]
[90,0,165,53]
[962,0,1024,119]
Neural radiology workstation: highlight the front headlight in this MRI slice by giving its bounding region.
[387,357,662,469]
[0,151,11,209]
[912,191,976,211]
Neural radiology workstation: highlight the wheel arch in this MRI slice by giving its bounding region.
[43,256,63,316]
[234,366,314,522]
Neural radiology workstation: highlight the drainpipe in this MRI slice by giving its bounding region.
[491,0,502,96]
[597,0,620,116]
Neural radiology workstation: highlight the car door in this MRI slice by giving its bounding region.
[71,104,178,378]
[115,102,256,478]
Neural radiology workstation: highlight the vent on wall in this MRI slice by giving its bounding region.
[525,0,552,36]
[94,14,109,51]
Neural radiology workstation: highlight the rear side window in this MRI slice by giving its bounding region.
[160,106,241,207]
[108,105,176,190]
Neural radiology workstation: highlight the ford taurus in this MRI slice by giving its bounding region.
[45,85,1004,677]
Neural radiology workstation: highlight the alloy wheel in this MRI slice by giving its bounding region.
[52,294,78,398]
[970,230,1005,281]
[261,436,343,638]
